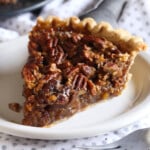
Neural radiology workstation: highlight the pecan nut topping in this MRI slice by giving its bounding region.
[21,17,147,127]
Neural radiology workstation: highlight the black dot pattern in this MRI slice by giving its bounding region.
[12,143,17,146]
[2,145,7,150]
[118,0,150,46]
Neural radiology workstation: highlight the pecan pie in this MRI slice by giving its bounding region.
[22,16,147,127]
[0,0,16,4]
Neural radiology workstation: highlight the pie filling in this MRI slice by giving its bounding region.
[22,17,146,127]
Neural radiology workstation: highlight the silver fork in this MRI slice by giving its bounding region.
[79,0,127,27]
[74,128,150,150]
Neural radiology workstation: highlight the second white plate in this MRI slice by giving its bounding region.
[0,36,150,139]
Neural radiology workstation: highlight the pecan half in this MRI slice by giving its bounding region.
[78,64,96,78]
[72,74,87,90]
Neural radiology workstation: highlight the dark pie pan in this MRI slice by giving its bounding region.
[0,0,52,18]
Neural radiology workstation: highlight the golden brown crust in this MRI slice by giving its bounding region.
[37,16,147,53]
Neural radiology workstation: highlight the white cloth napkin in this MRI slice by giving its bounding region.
[0,0,150,149]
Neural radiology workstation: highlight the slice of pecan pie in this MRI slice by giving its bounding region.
[22,17,147,127]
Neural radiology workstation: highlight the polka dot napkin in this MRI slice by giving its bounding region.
[0,0,150,150]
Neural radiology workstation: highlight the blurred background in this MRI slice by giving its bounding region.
[0,0,150,46]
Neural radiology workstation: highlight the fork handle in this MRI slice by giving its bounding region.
[75,145,120,150]
[80,0,127,25]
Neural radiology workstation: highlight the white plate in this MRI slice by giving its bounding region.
[0,36,150,140]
